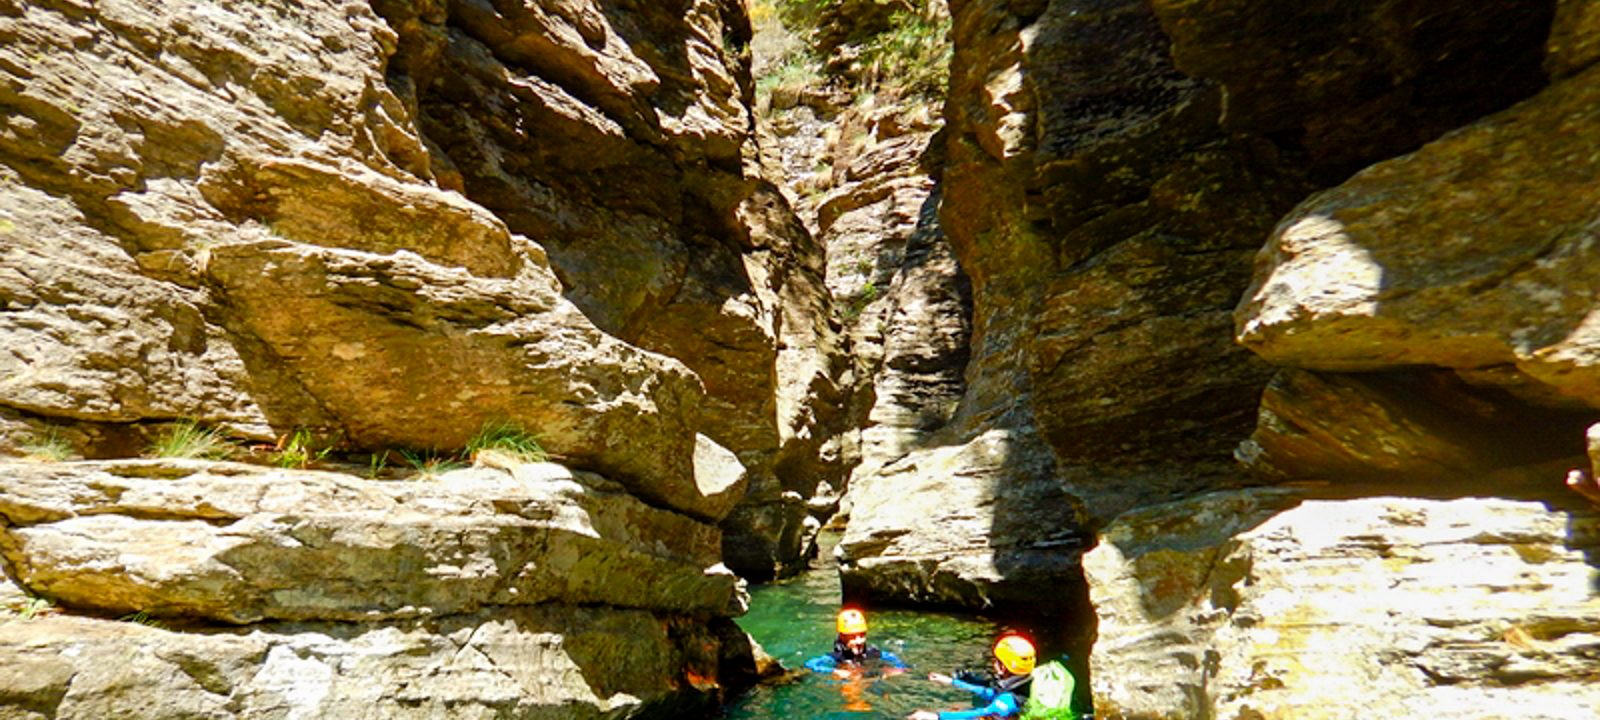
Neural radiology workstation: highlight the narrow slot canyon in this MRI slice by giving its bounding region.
[2,1,1599,719]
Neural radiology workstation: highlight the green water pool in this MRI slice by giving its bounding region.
[723,547,1007,719]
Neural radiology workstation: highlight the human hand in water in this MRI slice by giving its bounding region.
[927,672,952,685]
[833,668,853,679]
[907,711,940,720]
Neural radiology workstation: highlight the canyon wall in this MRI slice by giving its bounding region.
[0,0,827,715]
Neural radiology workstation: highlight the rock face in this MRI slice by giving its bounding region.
[0,460,737,623]
[0,609,741,720]
[371,0,851,580]
[1087,490,1600,720]
[1235,62,1600,407]
[0,459,754,718]
[836,0,1568,617]
[1074,5,1600,717]
[0,0,831,714]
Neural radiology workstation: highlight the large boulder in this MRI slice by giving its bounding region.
[837,427,1088,615]
[0,460,738,623]
[0,609,745,719]
[0,458,756,717]
[1236,63,1600,411]
[1087,490,1600,719]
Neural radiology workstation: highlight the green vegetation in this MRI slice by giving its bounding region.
[367,450,391,479]
[119,610,165,629]
[398,448,464,480]
[752,0,950,105]
[841,281,881,321]
[855,6,951,102]
[2,596,53,622]
[466,420,547,465]
[19,428,73,461]
[756,51,824,97]
[148,420,237,460]
[273,428,332,469]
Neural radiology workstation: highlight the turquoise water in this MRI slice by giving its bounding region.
[723,542,1005,719]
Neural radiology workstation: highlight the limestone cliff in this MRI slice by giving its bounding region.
[822,1,1600,716]
[0,0,828,715]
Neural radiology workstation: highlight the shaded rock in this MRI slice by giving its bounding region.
[1548,0,1600,79]
[851,185,973,490]
[1236,63,1600,412]
[1150,0,1554,175]
[1238,369,1593,487]
[0,607,738,719]
[838,427,1088,614]
[379,0,850,578]
[1088,490,1600,720]
[0,460,736,623]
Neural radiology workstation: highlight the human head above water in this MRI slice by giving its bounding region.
[993,634,1036,676]
[836,607,868,636]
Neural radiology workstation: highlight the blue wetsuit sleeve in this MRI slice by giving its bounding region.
[880,650,908,669]
[938,691,1022,720]
[949,677,997,702]
[805,654,838,673]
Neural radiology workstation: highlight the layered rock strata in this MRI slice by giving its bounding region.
[1087,490,1600,720]
[838,0,1566,615]
[369,0,851,579]
[0,0,817,714]
[0,459,753,717]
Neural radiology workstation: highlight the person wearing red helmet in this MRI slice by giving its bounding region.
[908,634,1037,720]
[805,607,907,675]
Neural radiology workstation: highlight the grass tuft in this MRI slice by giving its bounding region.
[19,429,73,462]
[149,420,237,460]
[398,449,465,480]
[3,596,54,622]
[119,610,165,629]
[466,420,547,465]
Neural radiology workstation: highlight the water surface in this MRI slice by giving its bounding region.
[725,540,1004,719]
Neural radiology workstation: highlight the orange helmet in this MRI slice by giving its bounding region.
[993,634,1036,675]
[836,608,868,635]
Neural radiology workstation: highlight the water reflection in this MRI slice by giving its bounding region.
[724,536,1003,719]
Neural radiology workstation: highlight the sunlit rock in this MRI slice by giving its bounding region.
[0,460,737,623]
[1236,64,1600,412]
[1088,490,1600,720]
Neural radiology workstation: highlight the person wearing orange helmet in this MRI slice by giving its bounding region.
[908,634,1037,720]
[805,607,907,675]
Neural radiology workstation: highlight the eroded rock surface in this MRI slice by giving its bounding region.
[1236,63,1600,408]
[0,0,805,714]
[0,459,754,717]
[838,0,1569,616]
[0,460,738,623]
[1088,490,1600,720]
[0,608,744,720]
